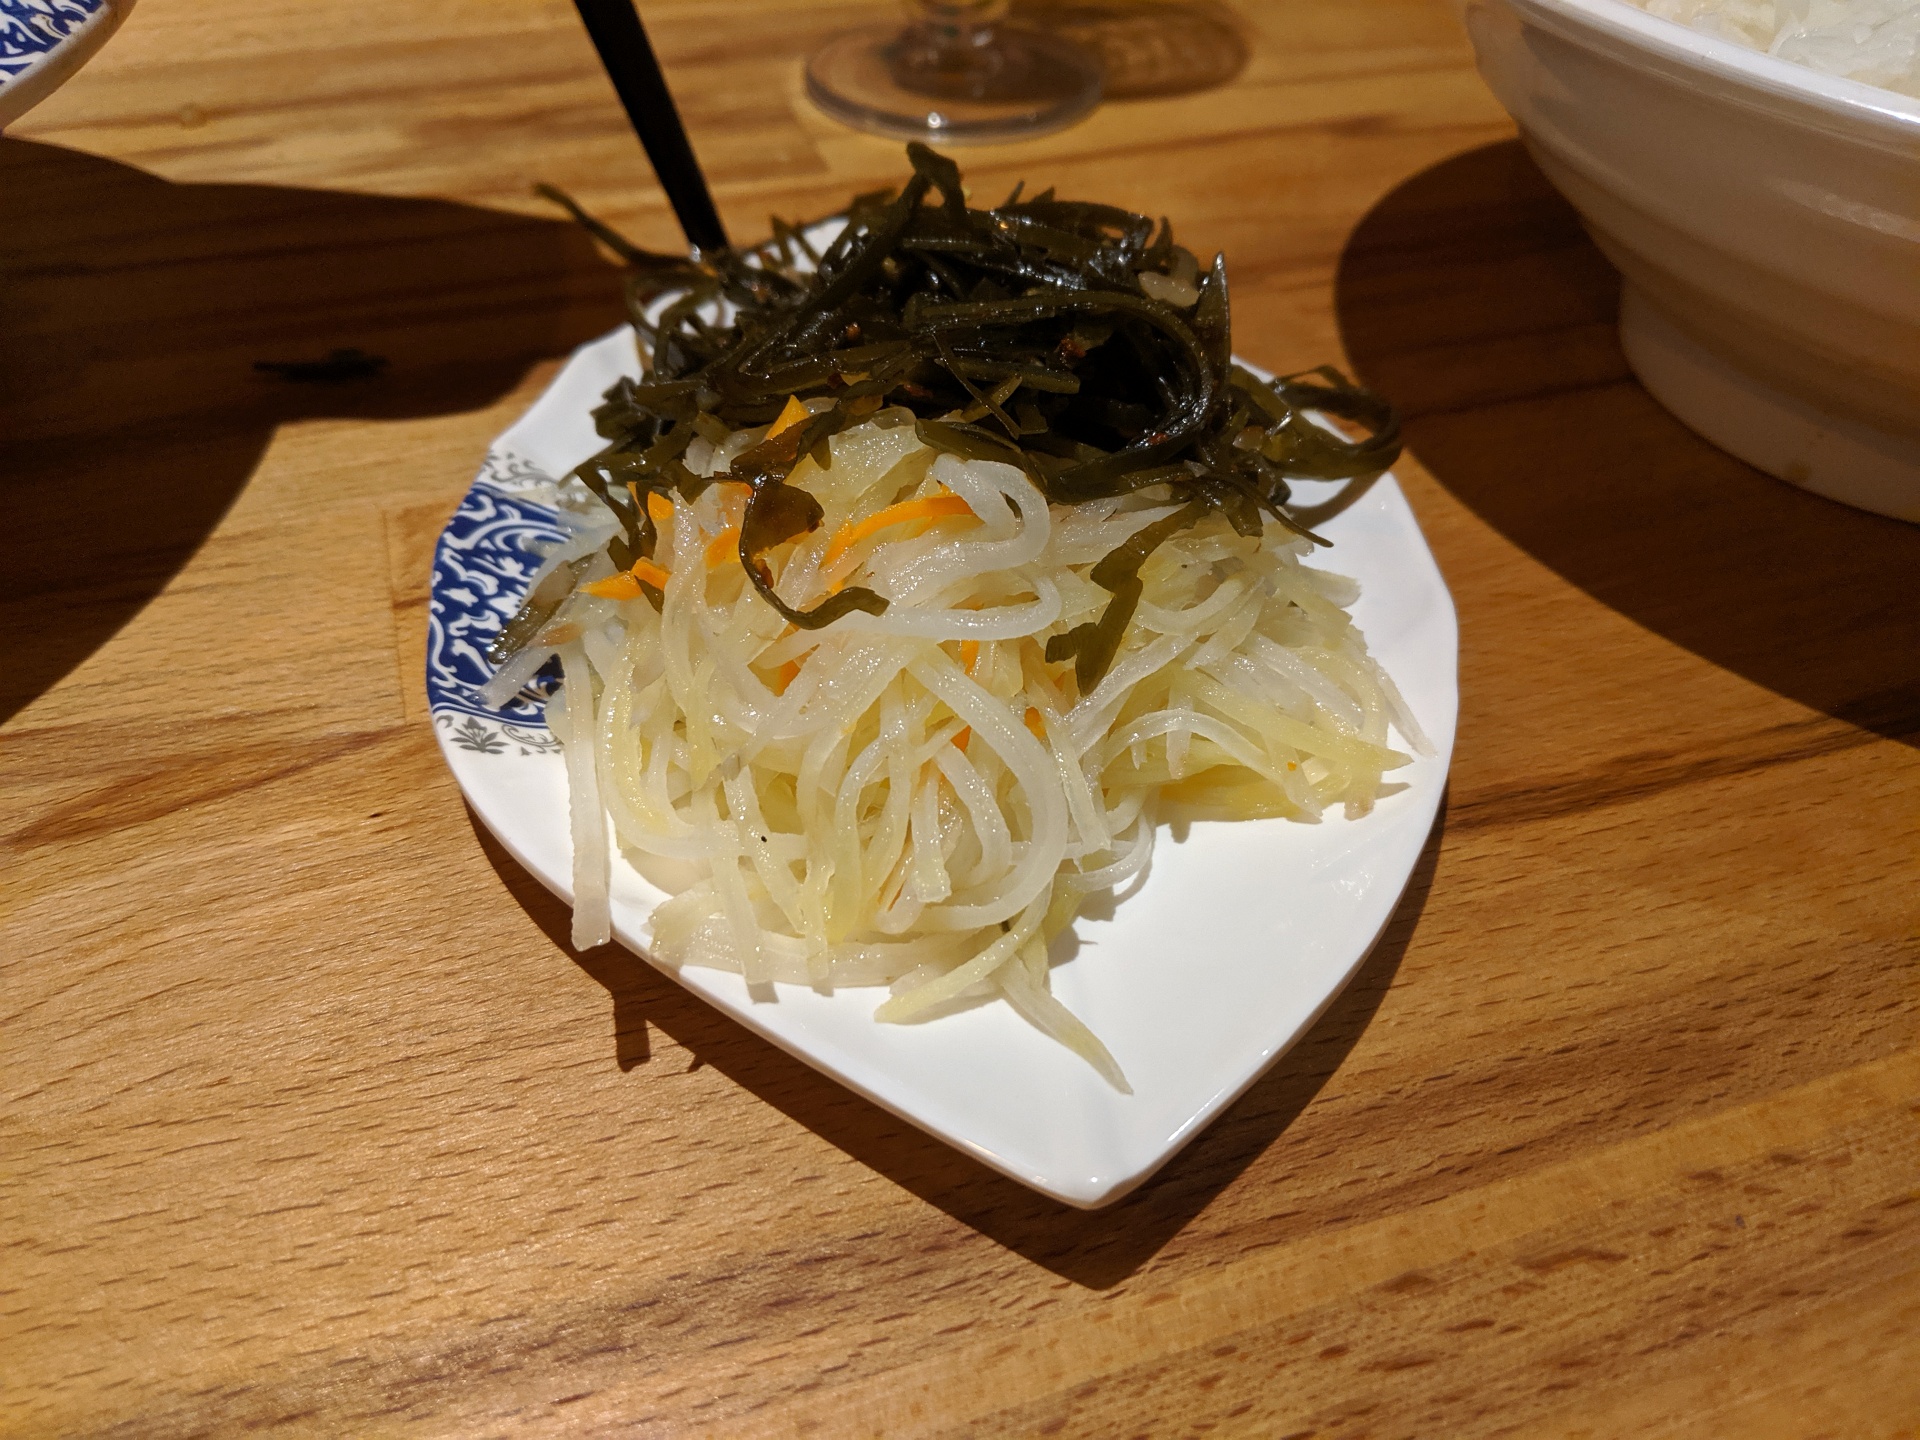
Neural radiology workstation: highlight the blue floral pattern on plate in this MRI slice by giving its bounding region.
[427,449,570,753]
[1,0,103,81]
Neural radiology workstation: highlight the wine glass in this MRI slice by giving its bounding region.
[806,1,1104,143]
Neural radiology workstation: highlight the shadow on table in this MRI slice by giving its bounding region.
[475,802,1443,1290]
[1012,0,1249,100]
[0,136,628,726]
[1333,139,1920,747]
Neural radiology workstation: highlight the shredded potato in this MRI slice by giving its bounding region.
[534,413,1427,1089]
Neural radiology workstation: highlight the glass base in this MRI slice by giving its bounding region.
[806,22,1103,143]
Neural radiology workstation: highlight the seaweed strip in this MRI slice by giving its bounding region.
[524,144,1401,687]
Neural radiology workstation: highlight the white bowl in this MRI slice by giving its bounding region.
[1453,0,1920,522]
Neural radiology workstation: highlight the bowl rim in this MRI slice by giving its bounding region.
[1506,0,1920,134]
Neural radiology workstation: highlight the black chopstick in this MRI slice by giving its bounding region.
[570,0,729,254]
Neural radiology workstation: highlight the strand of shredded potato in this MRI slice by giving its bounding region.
[526,408,1429,1091]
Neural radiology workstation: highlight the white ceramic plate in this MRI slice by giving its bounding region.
[430,327,1457,1208]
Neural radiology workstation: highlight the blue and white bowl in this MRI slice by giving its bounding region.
[1,0,135,128]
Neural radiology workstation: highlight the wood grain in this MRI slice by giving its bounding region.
[3,1,1916,1435]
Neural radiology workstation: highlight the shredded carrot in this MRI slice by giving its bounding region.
[705,526,741,568]
[959,639,980,675]
[647,491,674,526]
[1024,707,1047,740]
[585,574,639,600]
[823,492,976,573]
[767,394,810,439]
[774,660,802,693]
[952,726,971,753]
[585,556,671,599]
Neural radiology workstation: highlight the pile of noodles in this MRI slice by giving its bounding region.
[483,409,1428,1089]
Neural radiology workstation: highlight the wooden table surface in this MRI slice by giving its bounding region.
[5,1,1917,1434]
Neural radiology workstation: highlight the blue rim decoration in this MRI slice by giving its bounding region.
[427,454,571,730]
[0,0,104,82]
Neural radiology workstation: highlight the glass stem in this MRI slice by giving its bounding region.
[912,0,1010,51]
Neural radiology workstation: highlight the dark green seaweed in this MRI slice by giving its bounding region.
[541,144,1400,688]
[487,554,592,666]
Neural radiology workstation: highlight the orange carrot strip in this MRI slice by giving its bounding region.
[767,394,810,439]
[822,493,976,573]
[629,557,671,589]
[706,526,741,569]
[646,491,674,526]
[952,726,971,753]
[583,556,670,600]
[774,660,802,693]
[959,639,980,675]
[1024,707,1047,740]
[585,573,642,600]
